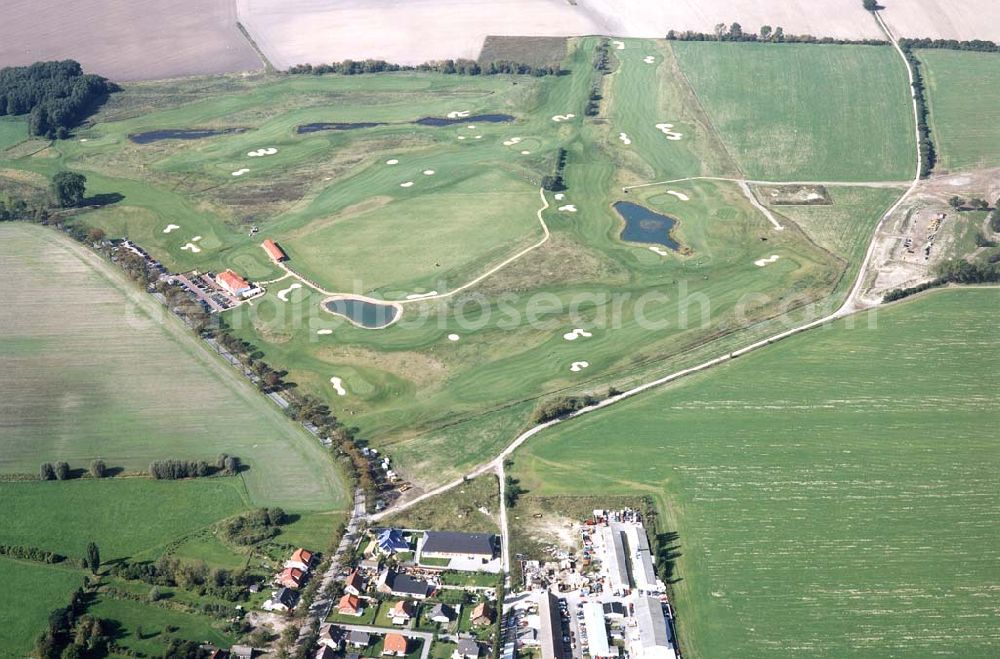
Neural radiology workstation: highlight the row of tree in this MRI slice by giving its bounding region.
[221,507,288,546]
[110,554,255,601]
[900,43,936,178]
[0,60,118,139]
[34,588,111,659]
[899,37,1000,53]
[541,148,569,192]
[0,543,65,564]
[287,58,562,77]
[532,393,600,423]
[666,23,887,45]
[39,459,109,480]
[148,454,241,480]
[884,257,1000,302]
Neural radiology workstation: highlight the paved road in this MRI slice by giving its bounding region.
[334,623,434,659]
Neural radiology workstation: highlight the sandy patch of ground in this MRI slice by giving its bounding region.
[386,159,399,165]
[754,254,781,267]
[558,204,577,212]
[180,242,201,253]
[400,181,414,188]
[619,132,632,145]
[570,360,590,372]
[162,224,180,234]
[611,40,625,49]
[552,114,575,122]
[655,123,683,140]
[447,333,461,342]
[276,282,302,301]
[317,328,333,335]
[643,55,655,64]
[649,246,669,256]
[329,376,347,396]
[457,136,466,140]
[554,193,565,201]
[563,328,593,341]
[521,150,531,154]
[423,170,435,175]
[232,168,250,176]
[406,290,439,300]
[666,190,690,201]
[503,137,523,146]
[247,147,278,157]
[447,110,470,118]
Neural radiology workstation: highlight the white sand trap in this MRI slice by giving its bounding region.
[520,150,531,155]
[191,235,202,242]
[162,224,180,234]
[247,147,278,157]
[502,137,523,146]
[447,333,460,342]
[231,168,250,176]
[619,132,632,145]
[754,255,781,267]
[466,125,476,130]
[806,192,823,201]
[612,40,625,50]
[643,55,655,64]
[649,246,669,256]
[386,159,399,165]
[276,282,302,302]
[79,138,88,142]
[655,123,683,140]
[474,135,483,139]
[552,114,576,122]
[400,181,414,188]
[558,204,577,212]
[563,328,593,341]
[447,110,470,119]
[554,193,566,201]
[329,377,347,396]
[570,361,590,372]
[423,170,435,175]
[406,290,439,300]
[181,242,202,253]
[666,190,690,201]
[317,329,333,335]
[457,135,467,140]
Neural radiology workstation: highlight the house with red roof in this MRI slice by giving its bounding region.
[215,269,253,297]
[275,567,304,589]
[286,548,315,572]
[383,634,408,657]
[337,593,364,617]
[262,239,288,263]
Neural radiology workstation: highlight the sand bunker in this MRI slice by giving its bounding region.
[655,123,683,140]
[666,190,690,201]
[247,147,278,157]
[447,333,461,342]
[754,255,781,267]
[466,125,476,130]
[329,376,347,396]
[649,246,669,256]
[406,290,439,300]
[317,329,333,335]
[619,132,632,145]
[276,282,302,302]
[457,136,467,140]
[520,150,531,155]
[502,137,523,146]
[474,135,483,139]
[563,328,593,341]
[447,110,470,119]
[386,159,399,165]
[400,181,414,188]
[552,114,575,122]
[612,40,625,50]
[191,236,202,242]
[232,168,250,176]
[570,361,590,372]
[181,242,202,253]
[643,55,655,64]
[554,193,566,201]
[423,170,435,175]
[558,204,578,212]
[162,224,180,234]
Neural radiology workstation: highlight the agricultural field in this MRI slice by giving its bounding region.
[0,559,86,654]
[919,49,1000,171]
[671,42,916,181]
[0,223,346,511]
[0,117,27,150]
[0,38,913,490]
[513,289,1000,657]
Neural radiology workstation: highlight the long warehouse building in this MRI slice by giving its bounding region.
[539,590,566,659]
[633,596,677,659]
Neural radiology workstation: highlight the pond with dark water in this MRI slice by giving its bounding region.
[297,122,386,134]
[324,297,400,329]
[412,113,515,126]
[128,128,247,144]
[613,201,682,251]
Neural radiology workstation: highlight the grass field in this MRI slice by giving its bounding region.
[383,475,500,533]
[87,594,236,653]
[671,42,916,181]
[919,49,1000,171]
[0,558,85,655]
[0,223,345,511]
[514,289,1000,657]
[0,116,27,151]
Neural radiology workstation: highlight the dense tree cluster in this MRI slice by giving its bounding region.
[666,23,887,45]
[287,57,562,77]
[221,507,287,546]
[532,394,600,423]
[148,454,240,480]
[883,257,1000,302]
[862,0,884,12]
[33,590,110,659]
[899,44,936,177]
[110,554,254,601]
[0,60,117,139]
[0,543,65,564]
[899,37,1000,53]
[52,171,86,207]
[541,148,569,192]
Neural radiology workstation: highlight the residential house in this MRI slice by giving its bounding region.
[275,567,305,589]
[421,532,496,561]
[471,601,494,627]
[286,548,315,572]
[215,269,253,297]
[337,594,364,617]
[345,570,366,596]
[388,600,415,625]
[318,623,343,650]
[377,568,432,599]
[383,633,409,657]
[348,631,371,649]
[230,647,254,659]
[315,647,337,659]
[429,602,454,624]
[376,528,410,555]
[262,587,298,612]
[454,639,480,659]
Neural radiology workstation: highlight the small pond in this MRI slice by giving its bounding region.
[613,201,682,251]
[324,296,401,329]
[297,122,385,134]
[128,128,247,144]
[413,113,515,127]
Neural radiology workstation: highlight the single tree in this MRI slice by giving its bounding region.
[713,23,727,40]
[55,461,70,480]
[52,171,87,208]
[729,22,743,39]
[90,459,106,479]
[86,227,106,243]
[759,25,773,41]
[40,462,56,480]
[85,542,100,574]
[862,0,882,11]
[948,195,964,210]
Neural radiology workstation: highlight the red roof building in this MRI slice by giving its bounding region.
[383,634,408,656]
[287,547,314,571]
[216,269,252,297]
[337,593,363,616]
[275,567,304,589]
[262,239,287,263]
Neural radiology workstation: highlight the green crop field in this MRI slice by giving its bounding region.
[87,595,236,654]
[671,42,916,181]
[919,49,1000,171]
[0,559,85,655]
[0,223,346,511]
[0,116,27,151]
[514,289,1000,657]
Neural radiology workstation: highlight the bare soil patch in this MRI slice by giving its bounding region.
[478,36,568,68]
[756,184,832,206]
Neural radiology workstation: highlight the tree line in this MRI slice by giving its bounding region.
[666,23,887,45]
[39,459,110,480]
[0,543,65,564]
[287,57,563,77]
[899,43,936,177]
[148,454,241,480]
[0,60,117,139]
[110,554,256,602]
[34,588,111,659]
[221,506,288,545]
[541,148,569,192]
[883,257,1000,302]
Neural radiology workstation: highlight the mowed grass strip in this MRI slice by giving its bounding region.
[0,223,345,510]
[671,42,915,181]
[0,558,85,655]
[514,289,1000,658]
[919,49,1000,171]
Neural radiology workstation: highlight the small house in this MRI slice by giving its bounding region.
[275,567,304,589]
[454,639,481,659]
[286,548,315,572]
[318,623,343,650]
[429,602,454,624]
[471,602,494,627]
[383,633,408,657]
[262,587,298,612]
[216,269,253,298]
[377,528,410,555]
[421,532,496,560]
[388,600,415,625]
[261,239,288,264]
[315,647,337,659]
[377,568,431,599]
[348,630,371,648]
[338,593,364,617]
[230,647,253,659]
[345,569,366,596]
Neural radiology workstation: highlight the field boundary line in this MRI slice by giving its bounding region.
[738,180,783,230]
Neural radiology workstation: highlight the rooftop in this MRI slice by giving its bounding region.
[422,531,496,557]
